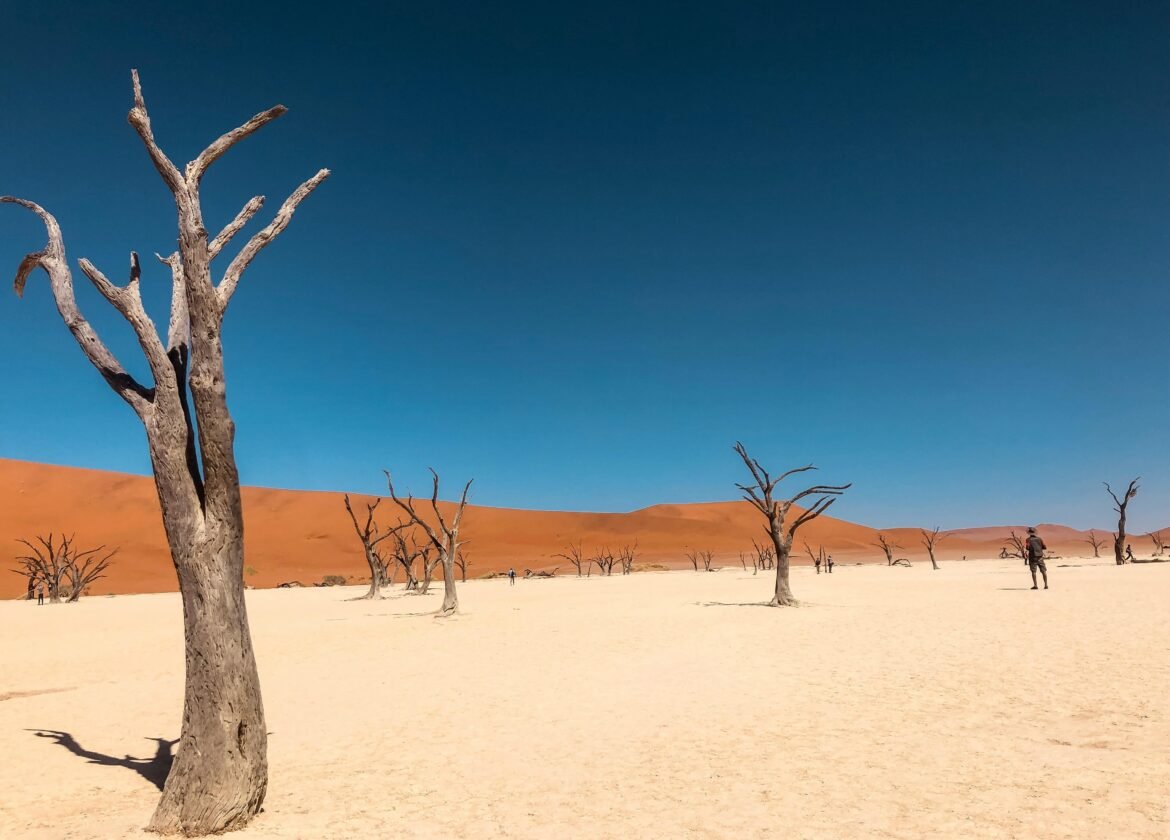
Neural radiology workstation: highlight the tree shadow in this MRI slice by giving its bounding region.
[696,601,775,608]
[996,587,1036,591]
[29,729,176,791]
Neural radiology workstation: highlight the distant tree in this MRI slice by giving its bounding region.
[1105,479,1140,565]
[342,495,397,599]
[700,550,716,572]
[455,549,471,583]
[920,527,945,571]
[874,534,901,566]
[618,542,638,575]
[684,549,700,572]
[803,542,827,570]
[739,551,748,571]
[386,469,472,616]
[1004,530,1028,561]
[1148,531,1165,557]
[388,526,424,591]
[1084,529,1105,558]
[13,534,114,602]
[555,542,587,577]
[734,442,850,606]
[61,545,117,602]
[592,548,618,576]
[750,539,774,573]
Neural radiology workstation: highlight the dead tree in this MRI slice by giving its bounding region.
[1004,530,1028,560]
[342,495,397,599]
[3,72,328,834]
[388,526,423,591]
[739,551,747,571]
[734,442,850,606]
[14,534,72,603]
[684,549,700,572]
[618,542,638,575]
[874,534,901,566]
[1084,529,1105,558]
[700,550,716,572]
[751,539,774,573]
[592,548,618,576]
[555,542,587,577]
[920,527,945,571]
[1148,532,1165,557]
[386,469,472,616]
[61,545,117,601]
[417,544,442,594]
[1105,480,1139,565]
[455,550,470,583]
[803,542,828,570]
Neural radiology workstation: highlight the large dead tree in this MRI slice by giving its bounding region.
[1105,479,1139,565]
[388,525,424,591]
[2,71,327,833]
[1148,532,1165,557]
[1084,529,1105,558]
[874,534,901,566]
[342,495,398,599]
[734,442,850,606]
[386,469,472,616]
[12,533,114,602]
[920,527,945,571]
[555,542,587,577]
[1004,530,1028,560]
[61,546,117,602]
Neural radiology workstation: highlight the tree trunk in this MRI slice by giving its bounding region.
[768,529,797,607]
[1114,516,1127,565]
[439,550,459,616]
[928,549,939,570]
[362,548,382,599]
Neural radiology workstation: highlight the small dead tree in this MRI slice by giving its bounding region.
[555,542,587,577]
[920,527,945,571]
[342,495,397,599]
[734,442,850,606]
[61,545,117,601]
[1105,479,1139,565]
[1004,530,1028,560]
[592,548,618,576]
[700,550,716,572]
[751,539,774,573]
[684,549,700,572]
[2,71,328,833]
[388,526,423,591]
[874,534,901,566]
[618,541,638,575]
[1084,529,1105,558]
[455,549,470,583]
[417,544,442,593]
[739,551,747,571]
[386,469,472,616]
[1148,532,1165,557]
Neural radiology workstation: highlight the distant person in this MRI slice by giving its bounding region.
[507,567,516,586]
[827,555,835,574]
[36,583,45,606]
[814,556,822,574]
[1125,544,1135,562]
[1025,527,1048,590]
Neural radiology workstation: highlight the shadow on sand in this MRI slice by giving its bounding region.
[29,729,176,791]
[696,601,774,608]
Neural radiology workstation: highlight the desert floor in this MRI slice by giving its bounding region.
[1,558,1167,839]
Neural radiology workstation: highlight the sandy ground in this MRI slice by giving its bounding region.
[1,558,1167,839]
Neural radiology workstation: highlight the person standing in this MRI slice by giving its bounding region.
[826,555,835,574]
[1025,527,1048,590]
[814,555,822,574]
[507,567,516,586]
[36,583,45,605]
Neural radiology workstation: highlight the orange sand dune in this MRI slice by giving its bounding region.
[0,458,1159,596]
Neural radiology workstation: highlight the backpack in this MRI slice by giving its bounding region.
[1026,535,1044,559]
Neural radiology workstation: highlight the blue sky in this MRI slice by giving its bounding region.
[1,1,1166,531]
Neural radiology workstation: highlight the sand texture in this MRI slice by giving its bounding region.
[1,558,1167,838]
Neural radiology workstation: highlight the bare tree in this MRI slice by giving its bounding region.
[342,495,398,599]
[700,550,716,572]
[751,539,774,573]
[592,548,618,576]
[61,545,117,602]
[734,442,850,606]
[1105,479,1139,565]
[739,551,747,571]
[455,549,470,583]
[618,541,638,575]
[803,542,828,572]
[684,549,700,572]
[388,526,423,591]
[417,544,442,594]
[1084,529,1105,558]
[874,533,901,566]
[386,469,472,616]
[1148,531,1165,557]
[2,72,328,832]
[555,542,587,577]
[920,527,945,571]
[1004,530,1028,560]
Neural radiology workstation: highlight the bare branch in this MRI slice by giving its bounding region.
[218,169,330,307]
[190,107,288,182]
[209,197,265,259]
[127,70,184,194]
[1,197,152,412]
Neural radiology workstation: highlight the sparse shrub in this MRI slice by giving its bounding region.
[321,574,347,587]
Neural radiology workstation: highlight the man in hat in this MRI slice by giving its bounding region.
[1025,527,1048,590]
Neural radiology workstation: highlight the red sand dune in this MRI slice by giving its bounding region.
[0,458,1157,596]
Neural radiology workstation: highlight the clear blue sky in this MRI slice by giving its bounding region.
[1,1,1166,531]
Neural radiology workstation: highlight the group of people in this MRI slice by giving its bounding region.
[813,555,835,574]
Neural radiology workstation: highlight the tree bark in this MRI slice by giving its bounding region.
[439,546,459,616]
[770,539,797,606]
